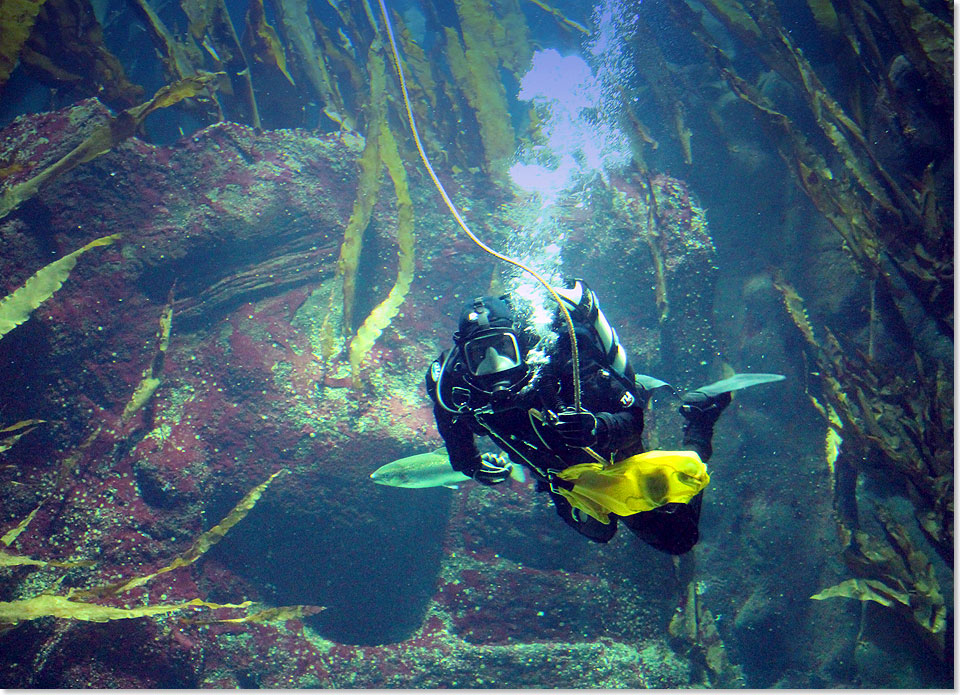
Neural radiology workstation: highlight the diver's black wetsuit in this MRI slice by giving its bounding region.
[426,311,718,555]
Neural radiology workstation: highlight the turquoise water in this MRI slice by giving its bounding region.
[0,0,952,688]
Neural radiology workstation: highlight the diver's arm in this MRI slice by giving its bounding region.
[426,352,483,475]
[433,404,483,475]
[595,408,644,451]
[433,407,509,485]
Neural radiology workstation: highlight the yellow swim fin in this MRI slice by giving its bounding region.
[554,450,710,524]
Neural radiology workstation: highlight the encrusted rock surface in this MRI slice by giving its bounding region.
[0,99,838,688]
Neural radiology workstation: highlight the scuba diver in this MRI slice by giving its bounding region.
[425,279,731,555]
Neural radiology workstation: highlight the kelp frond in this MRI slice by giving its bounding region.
[812,506,947,656]
[0,419,46,452]
[21,0,144,106]
[0,233,120,341]
[0,504,93,569]
[181,603,324,626]
[0,549,93,569]
[0,595,250,628]
[347,61,415,388]
[244,0,294,86]
[72,469,287,599]
[0,72,222,220]
[0,470,305,632]
[322,42,417,390]
[332,43,386,338]
[0,0,49,88]
[120,286,175,424]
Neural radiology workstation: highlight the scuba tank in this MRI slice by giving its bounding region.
[553,279,674,403]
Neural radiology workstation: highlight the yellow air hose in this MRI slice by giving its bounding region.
[375,0,583,411]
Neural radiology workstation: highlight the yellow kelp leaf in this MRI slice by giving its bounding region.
[0,505,95,567]
[0,549,47,568]
[0,418,45,452]
[526,0,589,35]
[347,114,415,387]
[0,419,45,436]
[120,377,161,423]
[329,43,385,340]
[244,0,294,85]
[127,71,223,119]
[811,577,909,607]
[121,286,175,424]
[0,594,247,627]
[183,603,324,625]
[0,0,49,86]
[805,0,839,37]
[0,233,119,340]
[74,469,286,598]
[0,548,93,569]
[821,401,842,476]
[0,72,221,220]
[556,450,710,524]
[1,502,42,546]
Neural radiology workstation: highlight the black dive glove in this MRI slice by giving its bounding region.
[546,408,607,449]
[472,453,511,485]
[679,390,732,427]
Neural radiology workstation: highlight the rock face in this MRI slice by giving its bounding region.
[0,98,884,688]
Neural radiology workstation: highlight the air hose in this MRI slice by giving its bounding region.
[375,0,583,410]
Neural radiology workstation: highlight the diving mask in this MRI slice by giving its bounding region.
[462,329,523,377]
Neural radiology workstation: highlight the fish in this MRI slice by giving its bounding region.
[690,372,785,398]
[370,449,525,490]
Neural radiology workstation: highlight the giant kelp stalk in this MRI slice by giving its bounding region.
[773,274,951,662]
[443,0,531,179]
[344,44,416,389]
[318,37,415,391]
[665,0,952,340]
[665,0,953,558]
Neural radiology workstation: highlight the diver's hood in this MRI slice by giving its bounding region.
[446,295,533,408]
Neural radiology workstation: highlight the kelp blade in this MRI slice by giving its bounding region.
[0,234,120,340]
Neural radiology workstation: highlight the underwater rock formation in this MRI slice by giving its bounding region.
[0,96,726,688]
[0,0,952,680]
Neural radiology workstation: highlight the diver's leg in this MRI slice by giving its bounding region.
[549,492,617,543]
[621,492,703,555]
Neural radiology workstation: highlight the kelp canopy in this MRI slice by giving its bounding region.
[0,0,952,688]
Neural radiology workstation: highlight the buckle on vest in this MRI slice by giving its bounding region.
[546,468,566,495]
